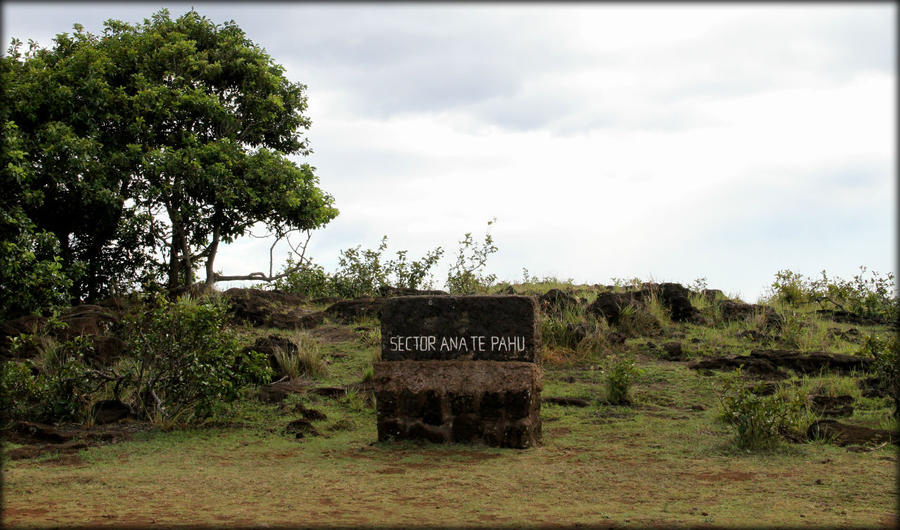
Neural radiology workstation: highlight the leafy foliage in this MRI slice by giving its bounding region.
[768,267,898,323]
[0,208,75,319]
[1,333,97,423]
[859,333,899,419]
[715,369,804,450]
[121,294,270,422]
[446,219,499,294]
[275,236,443,299]
[603,353,642,405]
[4,8,338,300]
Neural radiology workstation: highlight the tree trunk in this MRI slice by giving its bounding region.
[204,227,220,287]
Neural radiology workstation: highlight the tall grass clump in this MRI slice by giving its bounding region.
[613,303,662,338]
[541,305,608,364]
[715,369,804,450]
[276,331,327,379]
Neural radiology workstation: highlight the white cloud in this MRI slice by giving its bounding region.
[3,3,895,299]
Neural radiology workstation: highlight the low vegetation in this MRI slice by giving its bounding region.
[2,232,897,526]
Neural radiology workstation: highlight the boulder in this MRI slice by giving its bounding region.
[656,283,704,323]
[661,341,685,361]
[284,418,319,439]
[538,289,579,314]
[588,292,644,324]
[807,419,896,446]
[808,395,854,418]
[224,288,322,330]
[701,289,726,302]
[689,349,871,379]
[91,400,132,425]
[12,421,72,443]
[324,297,384,324]
[716,300,783,330]
[243,334,299,376]
[378,286,448,297]
[815,310,888,326]
[257,378,312,403]
[496,285,517,295]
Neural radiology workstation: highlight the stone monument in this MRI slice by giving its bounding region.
[373,295,543,448]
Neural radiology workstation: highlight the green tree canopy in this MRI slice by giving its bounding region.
[3,8,338,307]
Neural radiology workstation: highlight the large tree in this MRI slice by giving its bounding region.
[4,9,338,300]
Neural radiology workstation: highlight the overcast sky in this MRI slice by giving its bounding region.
[3,3,896,300]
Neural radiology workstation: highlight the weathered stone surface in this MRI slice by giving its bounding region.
[701,289,726,302]
[689,349,872,378]
[588,292,643,324]
[325,297,384,323]
[378,286,448,297]
[380,296,540,363]
[373,360,542,449]
[807,419,897,446]
[225,288,322,330]
[716,300,783,330]
[809,395,855,418]
[91,400,131,425]
[538,289,579,314]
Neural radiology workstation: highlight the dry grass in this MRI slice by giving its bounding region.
[4,360,897,528]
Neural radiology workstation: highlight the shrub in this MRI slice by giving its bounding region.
[274,237,443,299]
[603,353,642,405]
[1,333,97,423]
[715,369,804,450]
[859,333,899,419]
[446,219,498,294]
[291,331,327,379]
[768,267,898,323]
[122,295,271,423]
[273,259,337,299]
[613,303,662,338]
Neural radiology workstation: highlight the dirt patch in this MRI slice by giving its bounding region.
[377,467,407,474]
[690,471,756,482]
[310,325,358,343]
[4,420,147,461]
[544,396,590,407]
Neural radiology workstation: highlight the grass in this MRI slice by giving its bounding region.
[3,278,898,527]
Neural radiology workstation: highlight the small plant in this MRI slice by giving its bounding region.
[287,331,327,379]
[446,219,499,294]
[603,353,642,405]
[613,303,662,338]
[343,388,371,413]
[715,369,804,450]
[357,326,382,348]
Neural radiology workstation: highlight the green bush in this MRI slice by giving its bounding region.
[715,369,804,450]
[603,354,642,405]
[122,295,271,423]
[274,236,443,299]
[1,333,97,423]
[446,219,498,294]
[273,258,337,299]
[0,208,78,320]
[860,333,899,419]
[768,267,898,322]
